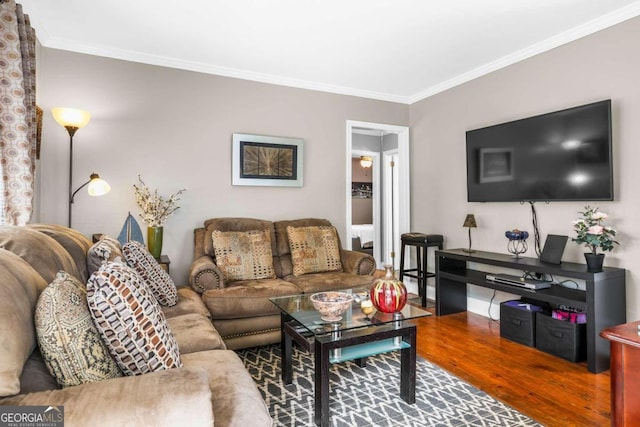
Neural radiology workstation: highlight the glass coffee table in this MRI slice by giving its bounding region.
[270,290,431,427]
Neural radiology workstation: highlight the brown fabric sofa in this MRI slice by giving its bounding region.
[0,224,271,427]
[189,218,377,350]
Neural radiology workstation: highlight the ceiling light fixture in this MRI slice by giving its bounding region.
[360,156,373,168]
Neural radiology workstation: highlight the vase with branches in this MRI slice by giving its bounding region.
[133,175,186,257]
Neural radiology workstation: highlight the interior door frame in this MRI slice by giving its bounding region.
[345,120,410,268]
[382,149,400,269]
[351,149,381,264]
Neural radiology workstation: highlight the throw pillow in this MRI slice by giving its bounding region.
[211,229,276,282]
[122,241,178,306]
[287,225,343,276]
[86,235,123,277]
[87,262,182,376]
[35,271,122,387]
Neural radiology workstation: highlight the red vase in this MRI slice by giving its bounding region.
[370,265,408,313]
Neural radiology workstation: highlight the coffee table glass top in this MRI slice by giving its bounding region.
[270,290,431,336]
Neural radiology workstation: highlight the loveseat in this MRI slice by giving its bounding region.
[0,224,271,427]
[189,218,377,350]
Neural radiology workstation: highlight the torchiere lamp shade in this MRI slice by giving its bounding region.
[52,107,91,131]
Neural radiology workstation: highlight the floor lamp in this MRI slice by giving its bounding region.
[52,107,110,227]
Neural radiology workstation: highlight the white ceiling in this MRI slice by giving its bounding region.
[21,0,640,104]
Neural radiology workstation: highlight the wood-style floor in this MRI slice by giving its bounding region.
[414,310,611,426]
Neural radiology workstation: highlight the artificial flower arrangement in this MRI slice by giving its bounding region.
[572,206,619,254]
[133,175,186,227]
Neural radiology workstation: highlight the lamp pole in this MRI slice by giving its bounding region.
[52,107,90,228]
[65,126,79,228]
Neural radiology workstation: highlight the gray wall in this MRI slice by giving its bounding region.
[37,48,409,283]
[410,16,640,320]
[35,15,640,319]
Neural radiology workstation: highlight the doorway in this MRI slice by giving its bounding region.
[346,120,410,270]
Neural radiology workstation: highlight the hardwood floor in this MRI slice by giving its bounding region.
[414,310,611,426]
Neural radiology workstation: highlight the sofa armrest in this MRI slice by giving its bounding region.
[1,368,214,427]
[340,249,376,275]
[189,255,225,293]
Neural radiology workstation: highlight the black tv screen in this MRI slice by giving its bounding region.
[466,100,613,202]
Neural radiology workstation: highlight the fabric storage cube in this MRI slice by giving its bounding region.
[535,313,587,362]
[500,300,543,347]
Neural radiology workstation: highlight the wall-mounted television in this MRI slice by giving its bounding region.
[466,100,613,202]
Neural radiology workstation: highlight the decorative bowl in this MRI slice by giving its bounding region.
[309,292,354,322]
[505,229,529,240]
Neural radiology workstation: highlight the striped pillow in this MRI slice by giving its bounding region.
[122,241,177,306]
[87,235,123,277]
[87,262,182,376]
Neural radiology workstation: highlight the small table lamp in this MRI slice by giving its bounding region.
[462,214,477,253]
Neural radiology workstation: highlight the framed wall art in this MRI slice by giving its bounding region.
[232,133,304,187]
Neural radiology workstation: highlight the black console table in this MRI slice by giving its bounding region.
[435,249,626,373]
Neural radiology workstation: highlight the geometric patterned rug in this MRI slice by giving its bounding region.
[237,344,542,427]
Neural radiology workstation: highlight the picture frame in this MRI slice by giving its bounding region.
[36,105,43,159]
[352,182,373,199]
[232,133,304,187]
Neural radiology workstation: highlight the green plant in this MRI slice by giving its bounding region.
[133,175,185,227]
[572,206,619,254]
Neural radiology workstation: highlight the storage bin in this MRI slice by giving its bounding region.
[535,313,587,362]
[500,300,543,347]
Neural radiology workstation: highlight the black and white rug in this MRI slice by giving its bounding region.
[237,345,542,427]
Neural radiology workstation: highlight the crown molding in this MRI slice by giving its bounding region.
[34,1,640,106]
[41,37,412,104]
[408,1,640,104]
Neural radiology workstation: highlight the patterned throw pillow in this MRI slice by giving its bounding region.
[35,271,122,387]
[122,241,178,306]
[211,229,276,282]
[87,262,182,376]
[287,226,343,276]
[86,235,123,277]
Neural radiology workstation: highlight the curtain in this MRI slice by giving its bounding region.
[0,0,36,226]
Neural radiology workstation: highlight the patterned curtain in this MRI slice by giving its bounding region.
[0,0,36,226]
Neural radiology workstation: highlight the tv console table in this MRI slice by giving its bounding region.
[435,249,626,373]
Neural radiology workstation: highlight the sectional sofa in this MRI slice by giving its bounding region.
[0,224,271,427]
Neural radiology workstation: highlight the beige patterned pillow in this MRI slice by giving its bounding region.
[35,271,122,387]
[87,262,182,376]
[211,229,276,282]
[122,241,178,306]
[287,226,343,276]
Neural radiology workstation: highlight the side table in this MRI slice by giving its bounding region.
[600,321,640,426]
[155,255,170,273]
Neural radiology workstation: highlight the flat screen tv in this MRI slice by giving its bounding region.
[466,100,613,202]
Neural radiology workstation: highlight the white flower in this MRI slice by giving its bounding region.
[133,175,186,227]
[591,212,608,220]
